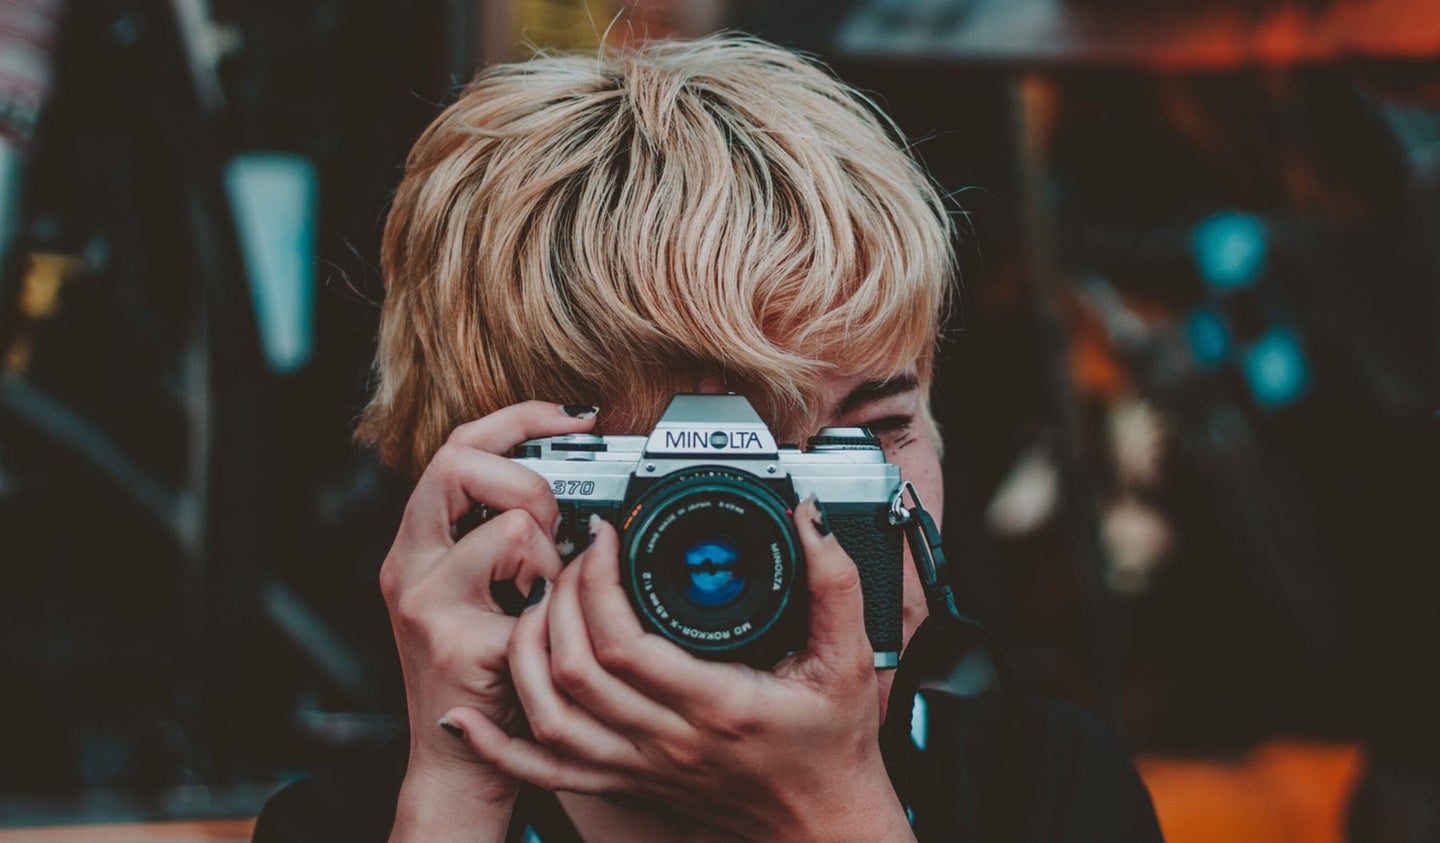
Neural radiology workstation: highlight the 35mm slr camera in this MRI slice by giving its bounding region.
[512,394,905,668]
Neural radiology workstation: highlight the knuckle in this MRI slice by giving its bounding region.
[516,469,556,510]
[527,711,564,746]
[547,768,586,793]
[693,700,754,743]
[421,448,465,491]
[825,557,863,592]
[488,508,538,547]
[592,635,637,675]
[659,739,701,771]
[709,692,756,736]
[431,442,465,473]
[818,568,866,612]
[392,589,427,631]
[730,709,764,741]
[378,559,401,603]
[445,422,475,446]
[550,653,591,696]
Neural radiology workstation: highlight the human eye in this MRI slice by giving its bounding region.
[851,396,920,448]
[830,375,923,449]
[862,414,914,436]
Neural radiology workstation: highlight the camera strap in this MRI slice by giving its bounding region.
[880,483,1032,820]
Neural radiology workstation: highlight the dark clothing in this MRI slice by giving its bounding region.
[253,691,1163,842]
[909,692,1163,842]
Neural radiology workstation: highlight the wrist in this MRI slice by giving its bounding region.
[793,760,914,843]
[390,747,520,842]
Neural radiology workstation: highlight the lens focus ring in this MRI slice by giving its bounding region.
[619,468,803,667]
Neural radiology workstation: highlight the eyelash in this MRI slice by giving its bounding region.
[864,415,914,435]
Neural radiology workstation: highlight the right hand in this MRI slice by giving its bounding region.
[379,402,599,786]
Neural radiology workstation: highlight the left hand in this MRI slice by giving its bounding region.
[442,495,915,842]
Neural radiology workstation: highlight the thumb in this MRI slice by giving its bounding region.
[793,494,871,670]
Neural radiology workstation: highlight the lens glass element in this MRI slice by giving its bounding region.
[681,536,744,607]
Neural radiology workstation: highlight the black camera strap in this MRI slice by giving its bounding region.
[880,483,1032,823]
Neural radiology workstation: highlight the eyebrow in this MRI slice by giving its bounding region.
[836,374,920,417]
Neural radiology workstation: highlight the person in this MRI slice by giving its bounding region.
[254,34,1161,842]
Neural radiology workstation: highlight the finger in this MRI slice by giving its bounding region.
[441,706,632,796]
[446,401,598,455]
[546,553,691,735]
[391,403,597,590]
[408,447,561,549]
[789,494,871,671]
[388,450,556,593]
[383,404,596,604]
[507,578,641,764]
[440,509,565,611]
[575,516,749,709]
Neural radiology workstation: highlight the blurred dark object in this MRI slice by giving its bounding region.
[1350,761,1440,843]
[1,0,243,800]
[0,0,62,144]
[0,0,65,317]
[0,0,443,822]
[836,3,1440,829]
[838,0,1440,68]
[1052,62,1440,840]
[1343,409,1440,843]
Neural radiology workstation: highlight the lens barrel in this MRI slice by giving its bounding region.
[619,468,804,668]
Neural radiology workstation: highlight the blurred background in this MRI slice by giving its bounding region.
[0,0,1436,840]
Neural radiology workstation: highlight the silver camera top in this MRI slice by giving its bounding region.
[514,394,897,504]
[642,393,781,458]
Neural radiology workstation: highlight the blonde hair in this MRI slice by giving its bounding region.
[358,35,956,477]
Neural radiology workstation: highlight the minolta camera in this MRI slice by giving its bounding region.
[512,394,905,669]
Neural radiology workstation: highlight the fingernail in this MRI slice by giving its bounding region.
[523,577,548,611]
[552,512,563,540]
[439,718,464,739]
[809,494,831,537]
[588,513,602,537]
[562,404,599,419]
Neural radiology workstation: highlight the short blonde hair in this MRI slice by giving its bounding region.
[358,35,956,478]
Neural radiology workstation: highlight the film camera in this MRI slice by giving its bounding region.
[511,394,905,668]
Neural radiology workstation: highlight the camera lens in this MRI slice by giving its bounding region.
[680,536,744,607]
[620,468,803,667]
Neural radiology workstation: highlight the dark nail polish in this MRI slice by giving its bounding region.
[523,578,548,611]
[440,720,464,739]
[812,498,831,537]
[562,404,599,419]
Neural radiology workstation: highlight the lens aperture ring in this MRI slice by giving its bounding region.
[620,468,804,667]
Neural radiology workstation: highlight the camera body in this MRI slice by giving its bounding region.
[513,394,904,668]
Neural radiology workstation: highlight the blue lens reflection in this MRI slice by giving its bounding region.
[682,536,744,607]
